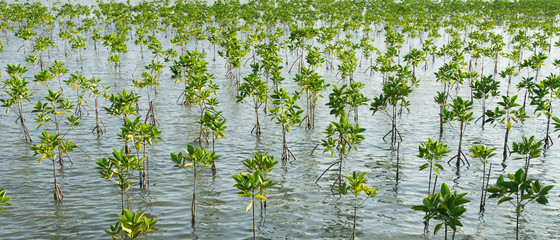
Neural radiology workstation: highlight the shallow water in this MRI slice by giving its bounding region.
[0,24,559,240]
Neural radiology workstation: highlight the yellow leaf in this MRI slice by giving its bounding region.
[5,108,8,114]
[73,85,78,90]
[38,155,46,163]
[255,194,267,200]
[56,112,63,114]
[245,201,253,212]
[319,65,322,69]
[216,136,219,143]
[184,163,194,167]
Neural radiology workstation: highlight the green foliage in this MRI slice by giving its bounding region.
[170,144,219,172]
[104,209,158,240]
[104,89,140,117]
[412,183,470,237]
[0,188,12,211]
[486,168,553,239]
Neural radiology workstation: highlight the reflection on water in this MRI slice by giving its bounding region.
[0,24,558,240]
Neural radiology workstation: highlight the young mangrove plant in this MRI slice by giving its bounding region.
[85,77,108,135]
[417,138,452,195]
[170,144,219,225]
[486,168,553,240]
[104,89,140,125]
[485,95,528,161]
[104,209,158,240]
[370,75,412,145]
[1,65,33,142]
[237,63,268,136]
[30,131,74,202]
[294,67,328,129]
[529,73,560,149]
[336,171,379,240]
[443,96,474,168]
[511,136,543,181]
[96,147,145,213]
[233,170,278,240]
[269,88,303,162]
[470,75,500,128]
[319,115,365,190]
[412,183,470,240]
[468,145,496,212]
[0,188,11,211]
[326,82,370,123]
[242,152,278,208]
[33,89,83,165]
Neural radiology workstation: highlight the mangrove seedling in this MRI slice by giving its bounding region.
[485,95,528,160]
[233,170,278,240]
[336,171,379,240]
[443,96,474,168]
[236,63,268,136]
[170,144,219,225]
[417,138,452,195]
[412,183,470,240]
[269,88,303,162]
[1,68,33,142]
[511,136,543,181]
[104,209,158,240]
[319,116,365,190]
[30,131,75,202]
[529,73,560,149]
[470,75,500,128]
[486,168,553,240]
[96,147,145,212]
[370,75,412,145]
[33,90,83,165]
[469,145,496,212]
[0,188,12,211]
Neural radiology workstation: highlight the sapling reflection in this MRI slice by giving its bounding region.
[170,144,219,225]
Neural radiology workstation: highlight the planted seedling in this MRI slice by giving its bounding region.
[269,88,303,162]
[104,209,158,240]
[511,136,543,181]
[170,144,219,225]
[485,95,528,160]
[0,188,12,211]
[486,168,553,240]
[96,147,145,212]
[336,171,379,240]
[1,65,33,142]
[233,170,278,240]
[412,183,470,240]
[417,138,452,195]
[469,145,496,211]
[443,96,474,168]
